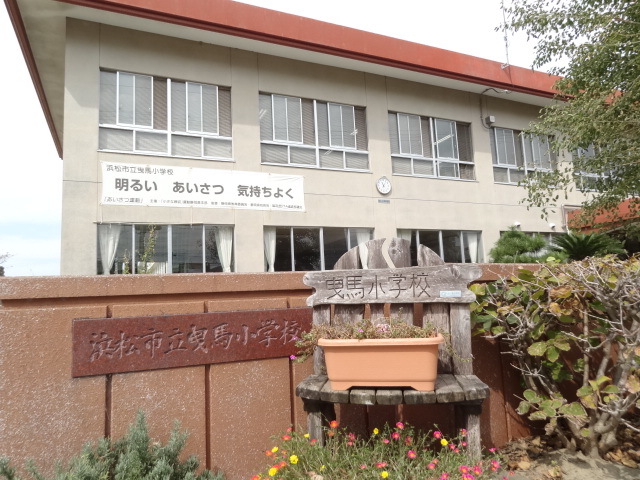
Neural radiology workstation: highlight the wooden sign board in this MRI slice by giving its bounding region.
[304,265,481,306]
[72,308,312,377]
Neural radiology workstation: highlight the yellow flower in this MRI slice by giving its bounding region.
[303,433,310,438]
[271,447,279,453]
[381,471,389,478]
[373,428,379,435]
[289,455,299,464]
[440,438,448,446]
[320,465,326,471]
[268,467,278,476]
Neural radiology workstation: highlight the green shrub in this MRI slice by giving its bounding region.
[0,412,223,480]
[471,255,640,458]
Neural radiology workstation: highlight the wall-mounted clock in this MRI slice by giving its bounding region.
[376,176,392,195]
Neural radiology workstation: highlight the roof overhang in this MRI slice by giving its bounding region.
[6,0,562,158]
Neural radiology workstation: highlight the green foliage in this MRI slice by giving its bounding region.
[550,232,626,260]
[255,422,505,480]
[0,412,223,480]
[489,226,549,263]
[502,0,640,222]
[294,317,438,363]
[137,225,158,274]
[471,255,640,457]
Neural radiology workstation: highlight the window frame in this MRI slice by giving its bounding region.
[269,226,373,271]
[96,223,234,274]
[99,70,232,161]
[492,127,556,185]
[259,93,369,172]
[390,112,474,181]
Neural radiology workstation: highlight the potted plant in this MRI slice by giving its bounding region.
[294,318,444,391]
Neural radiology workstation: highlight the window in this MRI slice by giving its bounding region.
[259,94,369,171]
[96,224,233,274]
[99,71,232,160]
[264,227,373,271]
[389,112,474,180]
[491,127,556,184]
[573,146,610,191]
[399,229,483,264]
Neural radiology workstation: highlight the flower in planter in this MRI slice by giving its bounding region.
[293,317,440,363]
[254,423,508,480]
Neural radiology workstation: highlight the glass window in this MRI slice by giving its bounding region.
[389,112,473,180]
[97,224,232,274]
[406,229,483,264]
[259,93,368,171]
[268,227,372,271]
[99,70,231,160]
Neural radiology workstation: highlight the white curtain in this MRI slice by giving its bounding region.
[98,224,121,275]
[397,229,412,243]
[138,261,169,274]
[354,228,371,269]
[464,232,479,263]
[263,227,276,272]
[215,226,234,272]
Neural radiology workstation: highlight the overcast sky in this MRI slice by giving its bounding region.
[0,0,538,276]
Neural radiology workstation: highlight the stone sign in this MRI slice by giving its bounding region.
[72,308,312,377]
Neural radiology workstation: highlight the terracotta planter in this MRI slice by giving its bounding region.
[318,334,444,391]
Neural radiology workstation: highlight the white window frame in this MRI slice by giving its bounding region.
[397,113,423,156]
[116,72,153,128]
[259,94,369,172]
[492,127,555,185]
[328,102,357,150]
[272,95,303,144]
[99,71,232,161]
[390,112,474,181]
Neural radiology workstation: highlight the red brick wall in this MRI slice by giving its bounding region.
[0,266,535,479]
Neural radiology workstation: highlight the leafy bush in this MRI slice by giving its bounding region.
[253,422,505,480]
[550,232,626,261]
[489,227,550,263]
[471,256,640,458]
[0,412,223,480]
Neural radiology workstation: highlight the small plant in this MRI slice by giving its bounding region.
[293,317,439,363]
[253,422,506,480]
[0,411,223,480]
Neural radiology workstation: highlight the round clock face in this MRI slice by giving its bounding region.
[376,176,392,195]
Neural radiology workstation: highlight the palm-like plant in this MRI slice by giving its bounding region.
[550,232,626,261]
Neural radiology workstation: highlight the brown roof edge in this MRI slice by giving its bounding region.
[4,0,63,158]
[60,0,561,98]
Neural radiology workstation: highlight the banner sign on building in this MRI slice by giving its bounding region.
[101,161,305,211]
[72,308,312,377]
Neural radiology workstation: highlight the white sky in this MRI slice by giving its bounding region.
[0,0,538,276]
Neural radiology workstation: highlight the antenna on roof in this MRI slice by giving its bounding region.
[501,0,511,69]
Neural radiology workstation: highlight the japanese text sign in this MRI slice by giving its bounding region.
[101,161,305,211]
[304,265,481,305]
[72,308,312,377]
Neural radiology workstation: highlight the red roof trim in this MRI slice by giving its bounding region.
[58,0,560,98]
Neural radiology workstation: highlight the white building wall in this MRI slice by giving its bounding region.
[60,19,585,275]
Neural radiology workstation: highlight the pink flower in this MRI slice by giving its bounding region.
[391,432,400,440]
[281,434,291,441]
[376,462,388,468]
[407,450,417,459]
[489,448,497,453]
[404,436,413,445]
[428,463,436,470]
[460,428,468,436]
[382,438,390,444]
[473,466,482,475]
[289,355,296,360]
[462,441,468,447]
[329,420,339,429]
[360,465,367,470]
[433,431,442,439]
[396,422,405,430]
[459,466,470,474]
